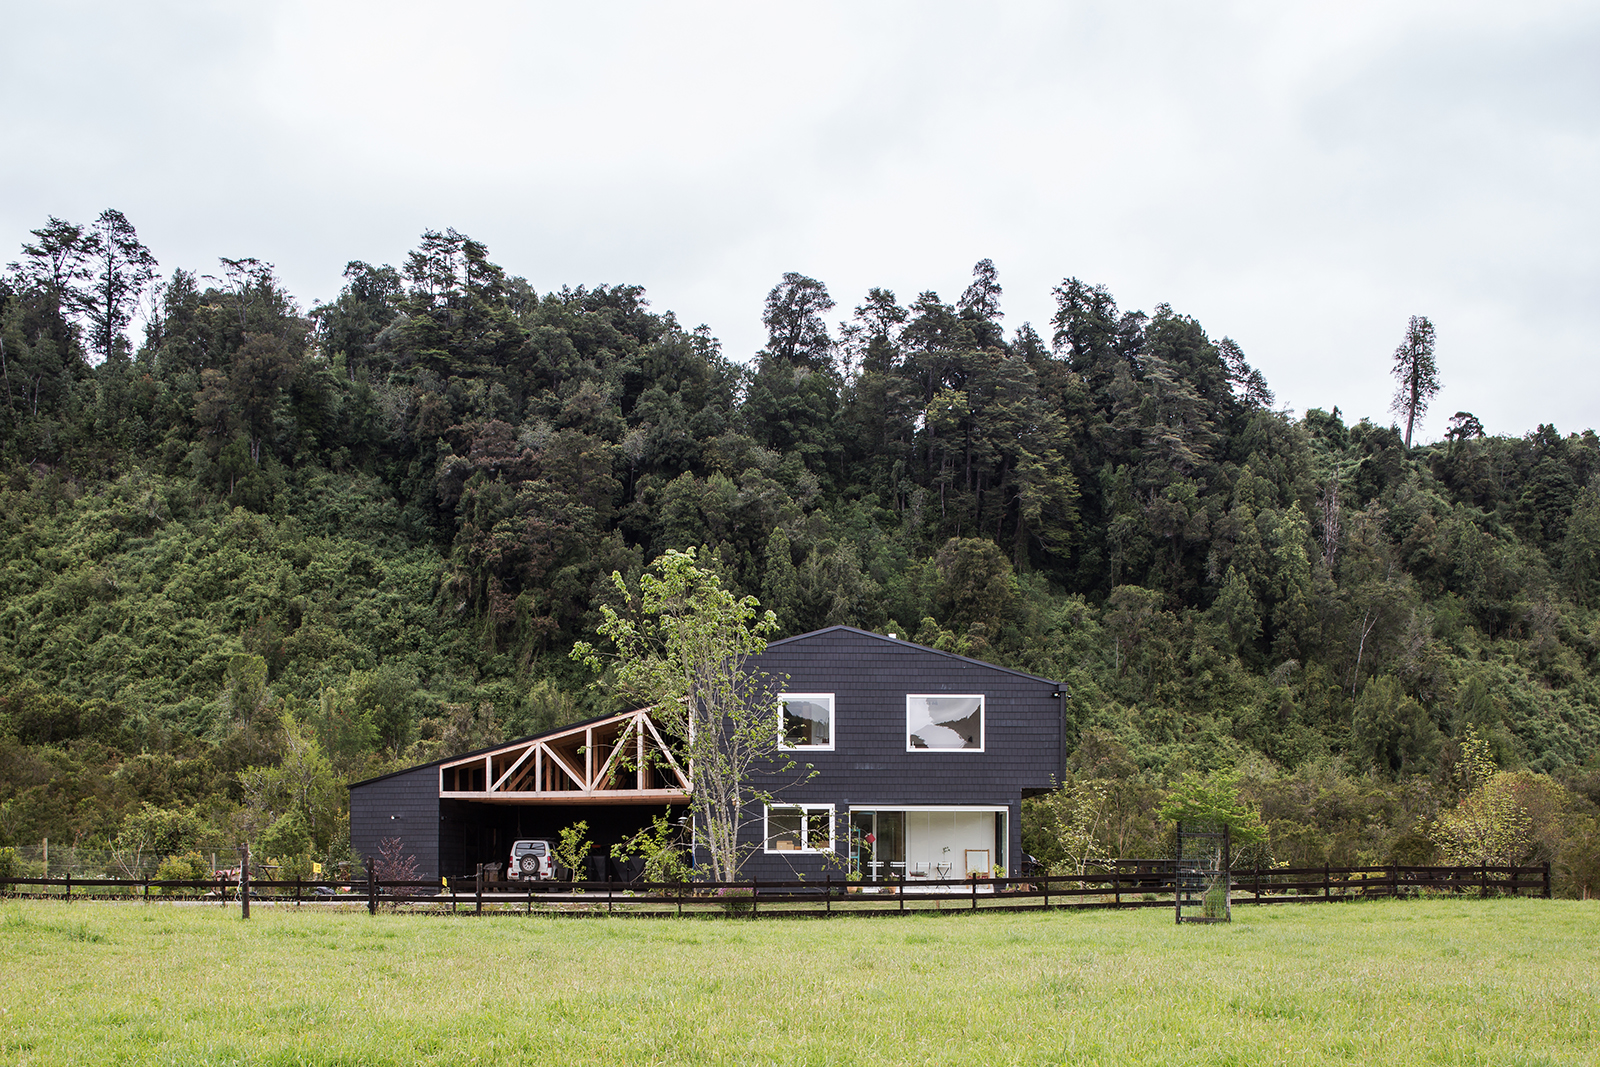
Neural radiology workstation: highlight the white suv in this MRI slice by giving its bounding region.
[508,839,557,881]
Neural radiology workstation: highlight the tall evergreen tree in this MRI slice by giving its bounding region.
[14,216,92,327]
[81,210,158,364]
[1391,315,1439,449]
[760,272,834,370]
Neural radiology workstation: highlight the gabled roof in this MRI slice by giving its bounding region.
[764,625,1066,689]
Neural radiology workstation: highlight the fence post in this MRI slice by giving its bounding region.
[1113,867,1120,907]
[239,844,250,920]
[475,864,483,914]
[971,875,977,911]
[899,876,905,914]
[1323,864,1330,901]
[1480,864,1489,899]
[366,860,377,915]
[143,876,150,904]
[1543,861,1551,899]
[64,872,71,902]
[1043,872,1050,910]
[825,873,831,916]
[676,878,683,919]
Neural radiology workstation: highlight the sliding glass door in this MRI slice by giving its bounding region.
[850,807,1007,881]
[849,810,905,883]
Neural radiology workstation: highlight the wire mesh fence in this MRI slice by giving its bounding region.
[0,844,231,880]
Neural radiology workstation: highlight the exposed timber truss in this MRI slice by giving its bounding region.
[438,708,690,805]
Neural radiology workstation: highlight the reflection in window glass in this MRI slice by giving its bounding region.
[766,805,834,852]
[906,695,984,750]
[780,693,833,748]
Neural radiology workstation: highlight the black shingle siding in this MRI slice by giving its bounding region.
[349,765,441,880]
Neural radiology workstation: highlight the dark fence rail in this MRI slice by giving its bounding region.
[0,862,1551,915]
[0,874,364,903]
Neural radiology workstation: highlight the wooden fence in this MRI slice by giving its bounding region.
[0,861,1551,916]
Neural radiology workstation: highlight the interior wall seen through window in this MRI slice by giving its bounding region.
[906,695,984,750]
[765,804,833,852]
[849,809,1006,880]
[780,693,833,748]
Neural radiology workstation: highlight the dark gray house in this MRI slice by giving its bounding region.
[349,626,1066,883]
[740,626,1065,883]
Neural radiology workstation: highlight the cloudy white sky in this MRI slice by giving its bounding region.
[3,0,1595,441]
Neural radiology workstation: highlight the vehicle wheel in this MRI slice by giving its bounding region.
[520,855,539,874]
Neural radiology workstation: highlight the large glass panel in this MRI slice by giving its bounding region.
[994,810,1007,876]
[780,693,833,748]
[849,812,873,877]
[876,811,905,880]
[880,809,1010,879]
[906,695,984,750]
[850,810,905,882]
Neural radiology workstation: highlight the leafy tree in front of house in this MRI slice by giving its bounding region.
[574,547,791,882]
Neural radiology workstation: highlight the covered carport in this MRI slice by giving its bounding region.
[351,708,691,881]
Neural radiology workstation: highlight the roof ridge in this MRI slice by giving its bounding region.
[764,625,1065,687]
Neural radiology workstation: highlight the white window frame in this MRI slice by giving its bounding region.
[778,692,835,751]
[763,803,835,854]
[905,694,985,752]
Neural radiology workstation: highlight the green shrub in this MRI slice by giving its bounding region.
[154,851,211,892]
[610,811,689,885]
[273,852,315,884]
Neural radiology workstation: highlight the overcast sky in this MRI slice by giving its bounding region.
[4,0,1595,441]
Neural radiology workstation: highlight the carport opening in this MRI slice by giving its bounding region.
[439,800,689,882]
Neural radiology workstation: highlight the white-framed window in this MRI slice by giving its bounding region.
[779,693,834,749]
[764,804,834,853]
[906,694,984,751]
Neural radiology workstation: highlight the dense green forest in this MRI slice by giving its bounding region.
[1,214,1596,892]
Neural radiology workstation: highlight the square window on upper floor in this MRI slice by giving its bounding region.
[907,694,984,751]
[780,693,833,749]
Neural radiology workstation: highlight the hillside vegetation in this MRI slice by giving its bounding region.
[1,220,1597,891]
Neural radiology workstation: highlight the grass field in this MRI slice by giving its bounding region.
[1,898,1595,1066]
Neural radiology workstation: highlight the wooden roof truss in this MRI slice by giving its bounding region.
[438,708,690,805]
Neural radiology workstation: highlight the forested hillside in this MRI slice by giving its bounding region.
[2,216,1596,892]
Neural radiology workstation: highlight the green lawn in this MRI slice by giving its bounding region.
[1,898,1595,1066]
